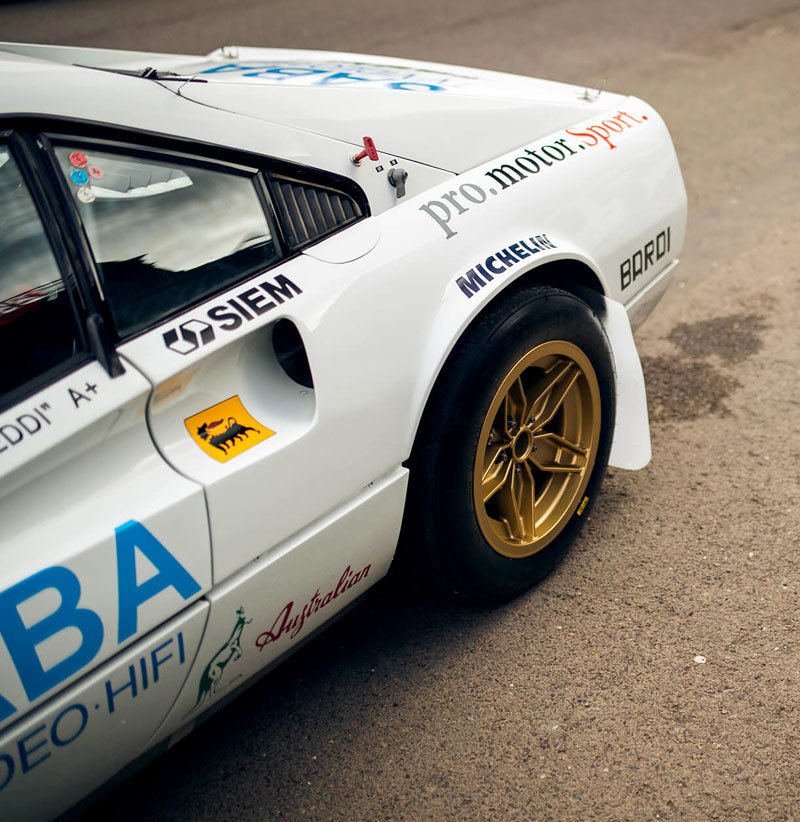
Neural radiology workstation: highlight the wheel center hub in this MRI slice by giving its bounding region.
[511,429,533,462]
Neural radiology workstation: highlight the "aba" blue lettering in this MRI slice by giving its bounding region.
[0,568,103,721]
[0,521,200,723]
[115,520,201,642]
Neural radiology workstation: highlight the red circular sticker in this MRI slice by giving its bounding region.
[69,151,88,168]
[88,165,104,180]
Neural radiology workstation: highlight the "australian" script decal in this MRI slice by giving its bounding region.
[254,564,371,650]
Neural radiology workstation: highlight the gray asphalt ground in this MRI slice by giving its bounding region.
[3,1,799,819]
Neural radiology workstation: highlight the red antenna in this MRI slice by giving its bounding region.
[351,136,379,165]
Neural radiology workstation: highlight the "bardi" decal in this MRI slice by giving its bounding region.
[620,227,671,290]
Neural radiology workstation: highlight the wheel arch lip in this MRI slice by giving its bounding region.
[403,245,651,473]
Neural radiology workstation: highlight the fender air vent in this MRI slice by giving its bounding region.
[272,319,314,388]
[272,176,363,249]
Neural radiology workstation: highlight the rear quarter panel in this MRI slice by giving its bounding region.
[301,96,686,464]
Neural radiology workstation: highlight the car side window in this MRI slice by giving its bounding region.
[54,145,280,339]
[0,145,84,404]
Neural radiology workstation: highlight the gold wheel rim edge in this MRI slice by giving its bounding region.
[472,340,602,560]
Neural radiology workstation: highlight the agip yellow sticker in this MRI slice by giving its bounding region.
[185,395,275,463]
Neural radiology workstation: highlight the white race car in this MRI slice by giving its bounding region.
[0,42,686,819]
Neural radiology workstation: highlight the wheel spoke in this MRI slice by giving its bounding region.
[496,463,535,541]
[533,431,588,457]
[527,361,580,430]
[529,460,583,474]
[504,378,527,436]
[521,462,537,539]
[530,432,588,474]
[481,445,513,502]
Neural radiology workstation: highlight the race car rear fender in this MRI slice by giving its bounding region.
[600,294,651,470]
[409,255,651,471]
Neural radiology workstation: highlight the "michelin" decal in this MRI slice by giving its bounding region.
[456,235,557,298]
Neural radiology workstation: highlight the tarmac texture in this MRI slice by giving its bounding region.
[1,0,798,819]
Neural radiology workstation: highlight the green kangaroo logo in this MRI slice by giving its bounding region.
[195,606,252,707]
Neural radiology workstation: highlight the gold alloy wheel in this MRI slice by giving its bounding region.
[473,340,602,559]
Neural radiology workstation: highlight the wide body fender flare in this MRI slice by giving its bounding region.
[403,244,652,473]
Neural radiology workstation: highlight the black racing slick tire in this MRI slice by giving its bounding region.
[401,284,615,604]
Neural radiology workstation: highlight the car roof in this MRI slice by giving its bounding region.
[0,44,368,175]
[0,42,625,173]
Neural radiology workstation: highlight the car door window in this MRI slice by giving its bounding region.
[0,145,85,404]
[54,145,280,338]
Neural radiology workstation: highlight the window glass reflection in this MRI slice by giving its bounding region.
[56,147,278,337]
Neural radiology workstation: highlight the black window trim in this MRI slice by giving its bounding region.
[0,114,371,221]
[0,114,371,348]
[0,130,94,414]
[46,132,286,303]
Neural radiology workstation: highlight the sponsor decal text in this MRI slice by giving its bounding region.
[420,111,650,239]
[255,564,371,650]
[456,235,558,298]
[163,274,302,355]
[620,227,671,290]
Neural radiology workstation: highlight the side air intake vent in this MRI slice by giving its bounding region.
[272,176,363,249]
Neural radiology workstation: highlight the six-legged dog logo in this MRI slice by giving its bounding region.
[185,395,275,462]
[197,416,260,455]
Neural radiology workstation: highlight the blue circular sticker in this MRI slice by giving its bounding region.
[69,168,89,186]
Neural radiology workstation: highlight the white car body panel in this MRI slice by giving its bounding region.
[0,603,207,821]
[0,361,211,734]
[0,50,454,212]
[0,41,687,818]
[601,296,652,470]
[151,468,406,747]
[174,73,620,174]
